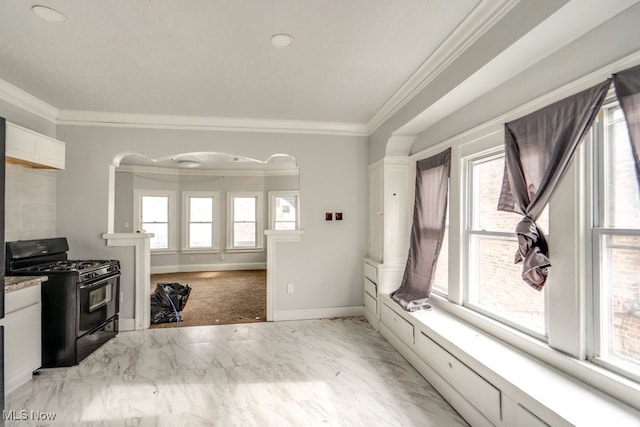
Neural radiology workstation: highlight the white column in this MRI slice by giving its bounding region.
[264,230,303,321]
[102,232,153,331]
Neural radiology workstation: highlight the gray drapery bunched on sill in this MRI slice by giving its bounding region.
[613,63,640,191]
[391,148,451,312]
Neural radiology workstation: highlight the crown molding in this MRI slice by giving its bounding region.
[0,78,368,136]
[56,110,369,136]
[366,0,519,134]
[0,78,58,122]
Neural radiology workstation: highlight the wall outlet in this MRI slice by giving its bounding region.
[220,253,225,261]
[190,255,195,262]
[287,283,294,294]
[124,222,130,229]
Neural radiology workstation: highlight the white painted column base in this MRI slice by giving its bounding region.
[102,232,153,331]
[264,230,303,321]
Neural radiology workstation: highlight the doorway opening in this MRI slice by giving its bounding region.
[149,269,266,328]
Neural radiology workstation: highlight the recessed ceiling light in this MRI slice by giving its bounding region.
[31,5,68,24]
[270,33,294,48]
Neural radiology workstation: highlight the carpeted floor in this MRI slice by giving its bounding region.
[149,270,266,329]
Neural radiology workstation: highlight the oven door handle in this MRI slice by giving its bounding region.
[80,273,119,289]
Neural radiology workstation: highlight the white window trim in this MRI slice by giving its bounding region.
[182,191,219,252]
[268,190,300,230]
[133,189,177,253]
[587,98,640,383]
[461,147,548,340]
[226,191,264,252]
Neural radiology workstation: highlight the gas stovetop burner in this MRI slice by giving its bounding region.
[19,259,118,273]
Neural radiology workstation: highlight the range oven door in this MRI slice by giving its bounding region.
[78,273,120,337]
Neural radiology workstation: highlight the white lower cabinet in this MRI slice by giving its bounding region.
[2,285,42,395]
[416,332,502,424]
[363,259,379,329]
[381,303,414,347]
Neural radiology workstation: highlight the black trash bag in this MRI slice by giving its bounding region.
[150,282,192,325]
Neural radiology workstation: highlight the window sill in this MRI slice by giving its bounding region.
[150,249,177,255]
[181,249,220,254]
[225,247,264,253]
[377,293,640,424]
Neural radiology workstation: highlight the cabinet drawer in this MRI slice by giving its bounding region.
[381,303,414,346]
[5,285,41,314]
[417,332,501,423]
[516,405,549,427]
[364,291,377,316]
[364,278,377,298]
[363,262,377,282]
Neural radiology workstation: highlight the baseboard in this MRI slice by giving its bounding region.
[150,263,267,274]
[119,317,136,332]
[275,306,364,321]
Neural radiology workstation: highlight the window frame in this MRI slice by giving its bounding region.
[133,189,177,253]
[588,97,640,382]
[268,190,300,231]
[226,191,264,252]
[461,147,549,340]
[182,191,220,253]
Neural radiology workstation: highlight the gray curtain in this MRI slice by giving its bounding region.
[392,148,451,311]
[497,80,611,290]
[613,64,640,187]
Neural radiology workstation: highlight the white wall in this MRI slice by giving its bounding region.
[54,125,368,318]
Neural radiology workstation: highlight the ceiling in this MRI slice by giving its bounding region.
[0,0,509,133]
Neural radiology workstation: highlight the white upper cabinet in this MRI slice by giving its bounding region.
[5,121,65,170]
[368,157,409,264]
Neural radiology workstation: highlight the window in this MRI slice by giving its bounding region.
[134,190,176,251]
[431,204,449,295]
[465,151,549,336]
[268,191,300,230]
[227,191,263,250]
[592,101,640,379]
[183,191,219,250]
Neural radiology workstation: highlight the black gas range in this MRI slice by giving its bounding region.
[6,237,120,367]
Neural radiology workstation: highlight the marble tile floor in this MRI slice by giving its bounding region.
[5,317,468,426]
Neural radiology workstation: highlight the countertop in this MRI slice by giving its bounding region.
[4,276,48,293]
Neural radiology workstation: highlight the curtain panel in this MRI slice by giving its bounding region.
[391,148,451,312]
[613,64,640,188]
[497,79,611,290]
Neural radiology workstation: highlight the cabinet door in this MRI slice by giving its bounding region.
[5,122,38,164]
[38,138,65,169]
[368,166,383,262]
[3,303,41,394]
[5,122,65,169]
